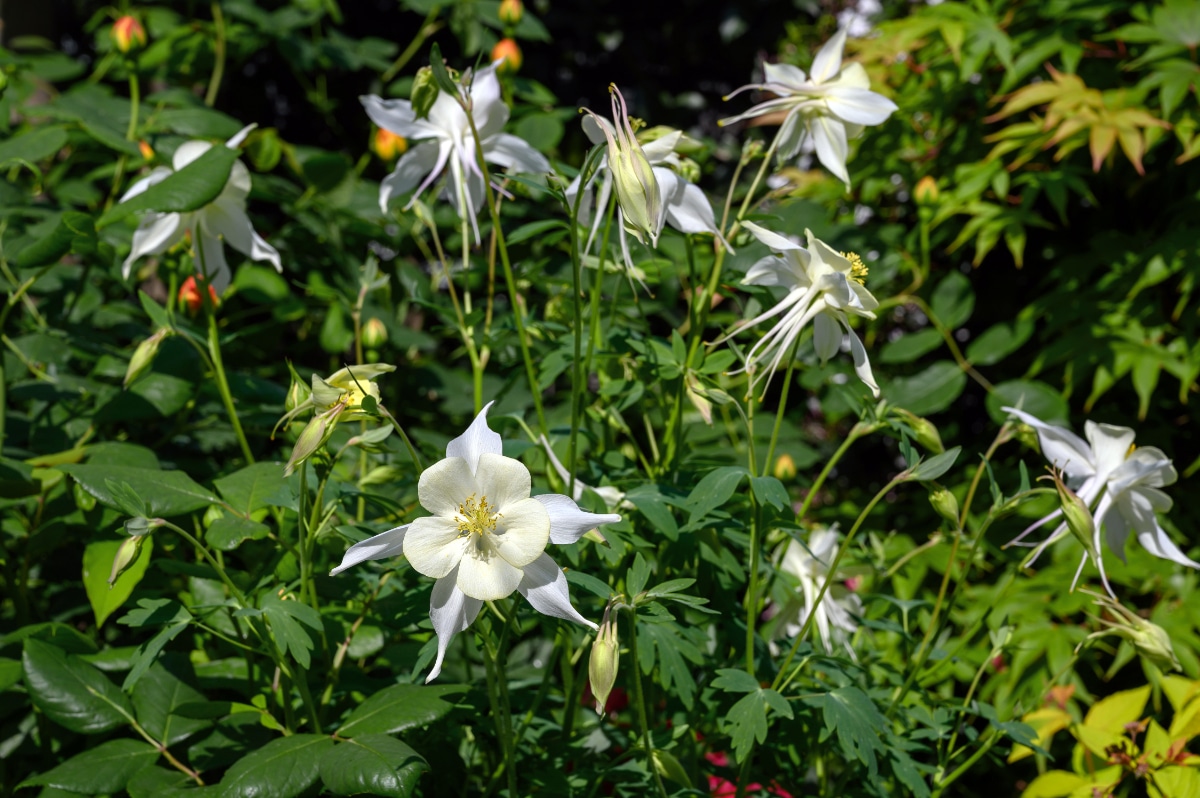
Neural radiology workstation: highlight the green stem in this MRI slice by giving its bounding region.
[626,607,670,798]
[481,623,518,798]
[125,68,140,141]
[930,730,999,798]
[206,308,255,463]
[794,421,872,523]
[160,520,247,606]
[379,405,425,475]
[205,2,226,107]
[381,12,442,83]
[762,345,801,472]
[744,494,763,674]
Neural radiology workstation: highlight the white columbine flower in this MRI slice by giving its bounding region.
[331,403,620,682]
[720,28,897,188]
[716,221,879,398]
[566,118,731,290]
[361,63,550,243]
[120,125,282,295]
[776,528,861,656]
[1004,407,1196,596]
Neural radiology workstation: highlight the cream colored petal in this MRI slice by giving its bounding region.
[517,553,598,629]
[426,573,482,683]
[418,457,479,518]
[457,542,524,600]
[475,452,533,509]
[330,524,409,575]
[491,497,550,568]
[446,401,503,471]
[404,515,468,578]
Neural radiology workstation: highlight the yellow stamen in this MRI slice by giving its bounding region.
[456,494,499,537]
[1127,443,1137,458]
[841,251,868,285]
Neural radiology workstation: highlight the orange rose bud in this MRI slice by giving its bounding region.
[179,275,219,314]
[492,38,523,74]
[498,0,524,26]
[372,128,407,161]
[112,16,147,54]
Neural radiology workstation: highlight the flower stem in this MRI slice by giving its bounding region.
[378,405,424,474]
[481,622,518,798]
[793,421,872,523]
[762,346,801,473]
[206,305,255,464]
[625,607,670,798]
[205,2,227,107]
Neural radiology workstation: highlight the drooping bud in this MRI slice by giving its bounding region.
[498,0,524,26]
[111,16,147,54]
[109,533,148,586]
[124,327,171,388]
[651,749,691,787]
[411,66,440,121]
[179,275,219,315]
[928,486,960,525]
[684,373,713,425]
[914,176,940,205]
[1047,467,1097,561]
[362,317,388,349]
[894,408,944,454]
[1086,592,1181,672]
[492,38,523,74]
[588,600,620,716]
[372,128,407,162]
[284,407,339,477]
[773,453,797,481]
[583,85,662,247]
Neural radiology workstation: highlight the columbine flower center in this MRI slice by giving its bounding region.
[841,251,868,285]
[455,494,499,537]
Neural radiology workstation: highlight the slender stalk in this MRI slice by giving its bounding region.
[205,2,227,107]
[762,344,801,472]
[159,520,247,606]
[794,421,873,523]
[206,308,255,463]
[381,11,443,83]
[743,494,763,674]
[379,405,425,474]
[626,607,670,798]
[930,730,999,797]
[481,623,518,798]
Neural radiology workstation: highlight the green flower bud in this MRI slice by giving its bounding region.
[411,66,440,121]
[362,317,388,350]
[773,453,797,482]
[1086,592,1181,672]
[284,408,339,477]
[109,534,147,586]
[652,749,691,787]
[588,601,620,716]
[894,409,944,454]
[1048,467,1097,561]
[914,176,940,205]
[585,85,662,247]
[124,328,171,388]
[674,156,701,185]
[928,486,960,525]
[498,0,523,26]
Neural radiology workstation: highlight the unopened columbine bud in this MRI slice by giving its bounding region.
[362,317,388,349]
[411,66,440,121]
[894,409,944,454]
[179,275,219,315]
[112,15,147,54]
[651,750,691,787]
[914,176,940,205]
[584,85,662,247]
[492,38,522,74]
[773,453,797,481]
[1129,619,1180,671]
[684,374,713,425]
[1048,467,1096,558]
[929,486,960,525]
[589,601,620,716]
[284,408,338,477]
[124,327,171,388]
[373,128,407,161]
[498,0,523,26]
[740,139,764,165]
[109,534,147,586]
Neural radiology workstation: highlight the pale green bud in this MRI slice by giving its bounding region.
[1048,467,1097,560]
[587,85,662,247]
[109,534,147,586]
[895,409,944,454]
[684,374,713,426]
[411,67,440,121]
[124,328,171,388]
[673,156,701,185]
[284,408,340,477]
[928,487,960,525]
[588,601,620,716]
[362,318,388,350]
[652,750,691,787]
[1087,592,1181,672]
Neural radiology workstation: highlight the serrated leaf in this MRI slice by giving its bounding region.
[22,638,133,734]
[18,739,158,793]
[803,686,887,776]
[261,593,321,670]
[336,683,467,737]
[218,734,333,798]
[318,734,428,798]
[684,466,747,526]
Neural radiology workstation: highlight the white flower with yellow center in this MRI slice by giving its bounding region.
[332,402,620,682]
[716,221,879,398]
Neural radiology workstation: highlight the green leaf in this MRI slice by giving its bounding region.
[132,657,211,747]
[82,537,154,627]
[0,126,69,167]
[16,211,97,268]
[218,734,333,798]
[513,113,565,154]
[627,552,651,597]
[905,447,962,483]
[22,638,133,734]
[684,466,747,526]
[1,622,98,655]
[18,739,158,793]
[207,515,271,551]
[118,600,194,691]
[214,463,287,515]
[98,145,238,228]
[60,464,219,516]
[639,618,704,710]
[260,592,322,669]
[803,686,887,776]
[880,328,943,364]
[0,657,22,692]
[883,361,967,416]
[318,734,428,798]
[719,682,793,763]
[336,683,467,737]
[506,219,569,246]
[127,765,208,798]
[749,476,790,511]
[712,668,761,693]
[986,379,1069,427]
[930,271,975,329]
[966,314,1034,366]
[158,107,243,139]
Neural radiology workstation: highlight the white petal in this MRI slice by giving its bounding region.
[446,401,503,471]
[457,542,524,600]
[842,317,880,397]
[641,131,682,164]
[823,87,898,126]
[120,166,174,203]
[173,140,214,171]
[360,95,431,139]
[744,255,809,290]
[1103,496,1132,564]
[475,453,533,509]
[811,114,851,188]
[762,62,808,89]
[404,515,469,579]
[775,109,808,161]
[1084,421,1137,481]
[812,312,842,362]
[418,457,479,517]
[222,160,252,202]
[225,124,257,149]
[1002,408,1096,482]
[811,28,848,84]
[538,435,574,491]
[122,213,185,277]
[483,132,551,174]
[470,65,508,139]
[1134,519,1200,569]
[204,201,282,273]
[517,553,598,629]
[489,496,550,568]
[330,524,410,575]
[1108,450,1176,496]
[426,574,482,683]
[657,169,721,239]
[193,230,231,295]
[743,221,807,253]
[535,493,621,545]
[379,141,443,213]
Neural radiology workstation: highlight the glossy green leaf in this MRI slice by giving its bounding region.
[318,734,428,798]
[883,361,968,416]
[207,515,271,551]
[966,314,1034,366]
[22,639,133,734]
[60,464,219,516]
[930,271,975,329]
[0,126,69,166]
[218,734,333,798]
[98,145,238,228]
[213,463,287,515]
[904,446,962,483]
[336,683,467,737]
[880,328,943,364]
[18,739,158,793]
[132,657,211,747]
[986,380,1069,426]
[16,211,97,267]
[82,537,154,627]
